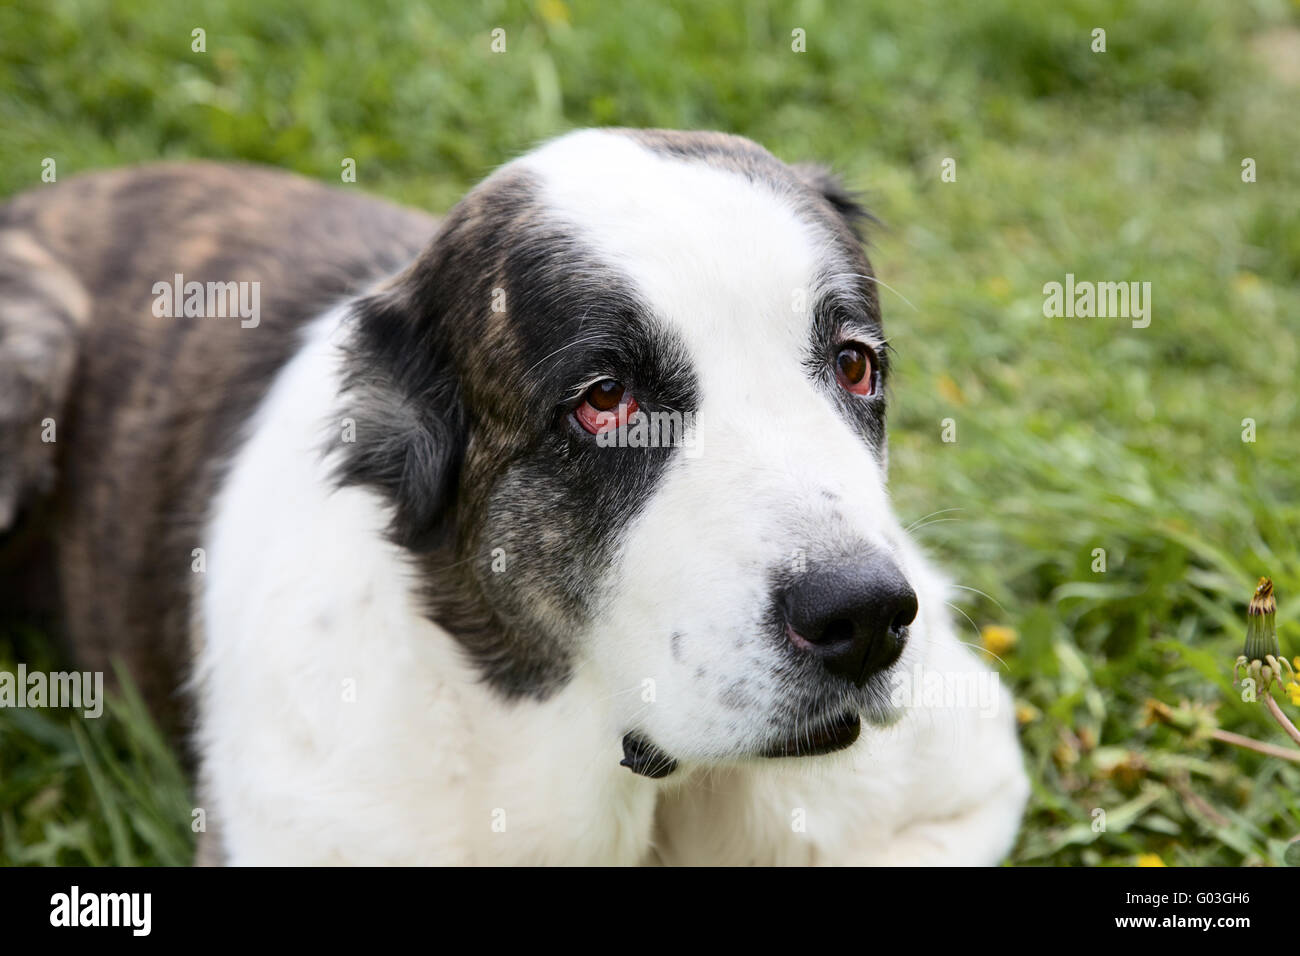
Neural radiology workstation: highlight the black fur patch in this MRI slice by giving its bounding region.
[336,169,699,700]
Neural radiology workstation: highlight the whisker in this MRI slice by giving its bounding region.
[905,517,962,535]
[823,271,919,313]
[904,508,965,533]
[944,601,1011,671]
[949,583,1006,612]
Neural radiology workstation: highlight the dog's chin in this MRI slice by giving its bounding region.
[621,714,862,778]
[756,678,905,759]
[759,708,862,759]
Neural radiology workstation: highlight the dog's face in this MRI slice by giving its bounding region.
[341,129,925,764]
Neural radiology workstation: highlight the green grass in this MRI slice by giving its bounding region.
[0,635,195,865]
[2,0,1298,865]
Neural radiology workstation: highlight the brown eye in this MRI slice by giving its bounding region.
[584,378,626,412]
[575,379,638,434]
[834,343,875,396]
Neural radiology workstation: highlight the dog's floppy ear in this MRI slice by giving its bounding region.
[335,282,467,553]
[791,163,873,241]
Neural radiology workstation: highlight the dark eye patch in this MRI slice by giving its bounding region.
[490,224,699,434]
[807,278,889,455]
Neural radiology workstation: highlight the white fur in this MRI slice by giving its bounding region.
[196,130,1027,865]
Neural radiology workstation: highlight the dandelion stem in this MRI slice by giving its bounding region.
[1210,726,1300,763]
[1263,693,1300,748]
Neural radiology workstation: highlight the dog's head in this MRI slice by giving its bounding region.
[340,129,933,766]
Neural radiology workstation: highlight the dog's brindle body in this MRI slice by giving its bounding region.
[1,130,1027,864]
[0,164,435,731]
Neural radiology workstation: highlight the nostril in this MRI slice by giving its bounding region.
[892,593,919,632]
[819,617,855,647]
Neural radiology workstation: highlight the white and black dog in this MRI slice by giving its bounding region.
[0,128,1027,864]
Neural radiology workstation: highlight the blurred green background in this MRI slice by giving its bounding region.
[2,0,1299,865]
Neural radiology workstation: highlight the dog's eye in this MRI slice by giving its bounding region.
[575,378,639,434]
[834,343,876,396]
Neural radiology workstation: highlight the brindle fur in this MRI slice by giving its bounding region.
[0,163,434,737]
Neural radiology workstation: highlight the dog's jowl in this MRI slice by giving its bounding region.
[0,129,1027,865]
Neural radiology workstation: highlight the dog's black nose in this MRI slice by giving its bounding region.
[783,554,918,686]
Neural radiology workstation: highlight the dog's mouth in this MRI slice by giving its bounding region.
[619,709,862,779]
[760,709,862,759]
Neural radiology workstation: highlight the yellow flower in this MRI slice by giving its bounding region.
[538,0,570,26]
[981,625,1018,656]
[1286,681,1300,707]
[1052,738,1078,769]
[1015,703,1040,725]
[937,374,965,405]
[1136,854,1166,867]
[1232,272,1261,295]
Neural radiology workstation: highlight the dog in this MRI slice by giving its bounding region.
[0,128,1027,864]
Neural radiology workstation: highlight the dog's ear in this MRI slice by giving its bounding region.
[335,282,467,553]
[791,163,873,241]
